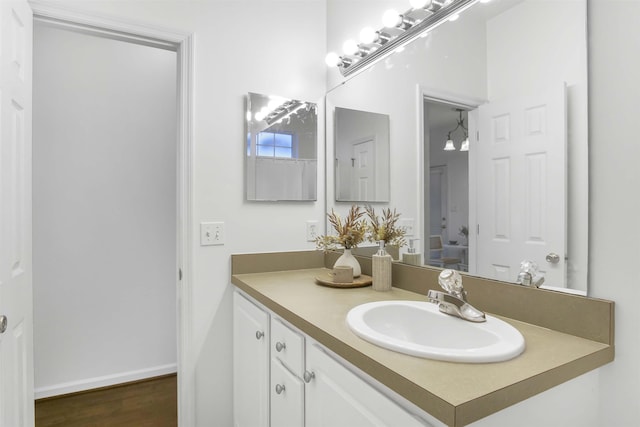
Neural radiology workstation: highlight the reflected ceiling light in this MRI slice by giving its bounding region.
[326,0,479,77]
[460,137,470,151]
[448,13,460,21]
[444,108,468,152]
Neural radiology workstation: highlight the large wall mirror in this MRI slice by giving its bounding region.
[246,92,318,201]
[325,0,588,294]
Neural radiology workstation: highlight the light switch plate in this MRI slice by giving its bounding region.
[399,218,415,237]
[306,220,319,242]
[201,222,225,246]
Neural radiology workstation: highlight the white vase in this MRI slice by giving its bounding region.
[334,249,361,278]
[372,242,392,291]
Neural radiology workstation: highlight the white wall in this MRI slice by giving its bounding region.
[589,0,640,425]
[32,22,177,397]
[30,1,327,425]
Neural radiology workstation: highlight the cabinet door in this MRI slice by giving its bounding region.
[271,358,304,427]
[305,343,430,427]
[233,292,270,427]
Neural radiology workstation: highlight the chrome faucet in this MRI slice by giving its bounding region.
[426,269,486,323]
[516,261,545,288]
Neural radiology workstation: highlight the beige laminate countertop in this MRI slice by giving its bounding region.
[231,267,613,427]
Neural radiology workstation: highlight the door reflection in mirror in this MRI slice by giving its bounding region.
[335,107,390,202]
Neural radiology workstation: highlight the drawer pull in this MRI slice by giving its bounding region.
[303,371,315,383]
[255,331,264,340]
[275,341,286,352]
[275,384,285,394]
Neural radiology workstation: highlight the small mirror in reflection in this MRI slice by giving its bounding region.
[335,107,390,202]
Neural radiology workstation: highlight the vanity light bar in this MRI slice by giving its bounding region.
[264,100,306,125]
[331,0,479,77]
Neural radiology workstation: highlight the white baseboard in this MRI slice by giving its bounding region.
[34,363,177,400]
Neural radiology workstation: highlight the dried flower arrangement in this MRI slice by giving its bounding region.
[365,205,406,247]
[459,225,469,238]
[315,205,367,251]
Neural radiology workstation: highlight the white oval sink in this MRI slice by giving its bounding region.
[347,300,525,363]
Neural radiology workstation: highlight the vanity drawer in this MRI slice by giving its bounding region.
[271,317,304,377]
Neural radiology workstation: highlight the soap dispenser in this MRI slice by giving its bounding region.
[402,239,422,266]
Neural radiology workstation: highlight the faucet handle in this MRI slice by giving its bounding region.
[519,260,539,275]
[438,269,464,299]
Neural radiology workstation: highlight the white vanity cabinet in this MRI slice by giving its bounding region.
[233,291,270,427]
[233,290,433,427]
[304,342,430,427]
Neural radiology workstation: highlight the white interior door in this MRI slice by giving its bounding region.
[0,1,34,425]
[351,138,375,200]
[475,84,567,286]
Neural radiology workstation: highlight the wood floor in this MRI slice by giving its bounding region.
[35,374,177,427]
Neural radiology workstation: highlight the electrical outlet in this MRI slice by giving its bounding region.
[306,220,319,242]
[399,218,415,236]
[201,222,225,246]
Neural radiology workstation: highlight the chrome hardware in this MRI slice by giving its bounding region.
[516,260,545,288]
[255,331,264,340]
[0,315,7,334]
[546,253,560,264]
[303,371,315,383]
[275,384,285,394]
[275,341,286,352]
[427,270,486,323]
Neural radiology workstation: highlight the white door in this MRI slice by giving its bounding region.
[351,138,375,200]
[0,1,34,426]
[475,84,567,286]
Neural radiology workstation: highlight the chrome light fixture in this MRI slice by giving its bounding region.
[444,109,468,152]
[326,0,480,77]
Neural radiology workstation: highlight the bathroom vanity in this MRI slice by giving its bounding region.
[231,251,614,427]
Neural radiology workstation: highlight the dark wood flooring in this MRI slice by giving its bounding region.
[35,374,177,427]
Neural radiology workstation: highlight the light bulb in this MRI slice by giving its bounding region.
[460,137,469,152]
[325,52,341,67]
[255,112,264,121]
[444,138,456,151]
[410,0,432,9]
[448,14,460,22]
[246,111,252,122]
[382,9,402,28]
[359,27,377,44]
[342,39,359,56]
[267,99,279,111]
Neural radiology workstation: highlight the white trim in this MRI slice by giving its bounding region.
[34,364,178,400]
[29,3,195,426]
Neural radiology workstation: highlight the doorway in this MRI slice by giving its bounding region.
[30,11,193,423]
[423,98,473,271]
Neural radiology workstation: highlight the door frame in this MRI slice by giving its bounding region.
[30,3,195,425]
[416,85,483,271]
